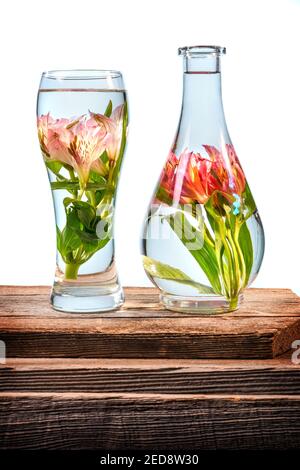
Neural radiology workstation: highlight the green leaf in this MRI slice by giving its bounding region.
[206,209,216,233]
[111,101,128,184]
[74,228,99,244]
[61,162,74,172]
[66,208,81,230]
[94,190,106,205]
[56,226,62,254]
[89,171,107,184]
[65,199,96,226]
[64,198,93,210]
[142,256,214,294]
[167,210,222,295]
[63,197,76,208]
[45,160,63,175]
[45,159,74,175]
[61,226,82,256]
[104,100,113,117]
[54,164,112,266]
[78,207,95,229]
[238,221,254,285]
[62,196,112,260]
[79,236,110,262]
[100,150,109,164]
[205,191,233,218]
[243,183,256,218]
[155,186,173,205]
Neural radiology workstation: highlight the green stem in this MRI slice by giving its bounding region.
[233,222,247,288]
[87,190,96,207]
[68,168,78,198]
[204,225,215,247]
[68,168,76,181]
[207,210,244,303]
[216,218,236,296]
[78,188,84,200]
[226,227,242,295]
[229,295,239,311]
[215,237,230,298]
[65,263,80,280]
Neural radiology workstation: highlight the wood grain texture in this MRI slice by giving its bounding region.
[0,356,299,395]
[1,286,300,317]
[1,287,300,450]
[0,287,300,358]
[0,392,300,450]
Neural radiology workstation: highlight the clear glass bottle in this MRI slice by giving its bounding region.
[142,46,264,314]
[37,70,128,312]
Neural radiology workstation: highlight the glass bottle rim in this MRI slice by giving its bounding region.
[41,69,123,80]
[178,45,226,57]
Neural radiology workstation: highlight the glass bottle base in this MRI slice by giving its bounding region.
[160,293,243,314]
[51,284,124,313]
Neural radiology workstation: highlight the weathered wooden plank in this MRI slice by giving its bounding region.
[0,328,283,359]
[0,318,298,359]
[0,287,299,317]
[0,286,50,296]
[0,287,300,358]
[0,357,299,395]
[0,392,299,450]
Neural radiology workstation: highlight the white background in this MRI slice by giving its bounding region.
[1,0,300,290]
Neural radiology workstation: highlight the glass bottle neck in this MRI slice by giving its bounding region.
[174,55,229,152]
[183,54,221,73]
[182,54,224,114]
[182,69,224,115]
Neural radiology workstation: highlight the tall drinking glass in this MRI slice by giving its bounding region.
[37,70,128,312]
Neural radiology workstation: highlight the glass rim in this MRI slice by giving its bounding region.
[41,69,123,80]
[178,45,226,56]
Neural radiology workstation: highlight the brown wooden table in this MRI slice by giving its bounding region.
[0,286,300,450]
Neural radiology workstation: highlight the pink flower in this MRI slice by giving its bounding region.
[37,105,125,187]
[158,144,246,206]
[159,151,178,201]
[90,104,125,160]
[203,144,246,196]
[66,115,111,185]
[38,114,72,165]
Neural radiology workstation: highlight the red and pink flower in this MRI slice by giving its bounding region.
[158,144,246,206]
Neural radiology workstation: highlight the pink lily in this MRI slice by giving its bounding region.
[90,104,125,161]
[37,108,124,187]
